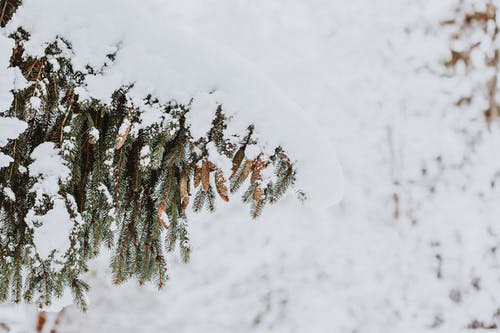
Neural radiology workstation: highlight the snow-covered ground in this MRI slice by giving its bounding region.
[2,0,500,332]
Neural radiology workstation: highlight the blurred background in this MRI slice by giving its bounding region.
[3,0,500,331]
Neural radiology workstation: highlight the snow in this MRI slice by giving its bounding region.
[139,145,151,169]
[0,305,36,333]
[0,35,27,113]
[205,142,232,176]
[28,142,70,202]
[0,117,27,146]
[2,187,15,202]
[0,117,28,169]
[189,92,220,139]
[25,196,72,263]
[2,0,500,332]
[0,153,13,169]
[97,183,116,222]
[25,143,74,268]
[88,127,100,143]
[117,118,131,136]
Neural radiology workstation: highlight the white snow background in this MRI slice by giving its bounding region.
[2,0,500,332]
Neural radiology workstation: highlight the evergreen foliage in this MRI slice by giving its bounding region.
[0,0,19,28]
[0,1,296,310]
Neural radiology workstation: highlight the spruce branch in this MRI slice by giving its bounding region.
[0,19,298,310]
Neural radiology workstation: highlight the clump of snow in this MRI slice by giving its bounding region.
[136,100,167,129]
[139,145,151,169]
[88,127,100,143]
[25,196,72,263]
[25,143,74,268]
[117,118,131,136]
[0,35,27,113]
[0,117,28,146]
[0,153,14,169]
[97,183,117,228]
[28,142,71,202]
[6,0,343,208]
[0,116,28,169]
[189,92,220,139]
[2,187,15,202]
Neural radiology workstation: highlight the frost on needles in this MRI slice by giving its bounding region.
[0,4,296,310]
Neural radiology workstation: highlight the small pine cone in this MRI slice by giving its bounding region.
[201,161,210,192]
[180,173,190,210]
[181,197,190,210]
[207,161,216,171]
[194,167,202,188]
[251,159,266,184]
[214,168,229,202]
[231,146,245,177]
[180,172,189,198]
[253,186,264,203]
[241,159,254,182]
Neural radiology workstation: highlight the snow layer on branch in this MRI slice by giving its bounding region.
[28,142,70,201]
[25,196,73,262]
[0,117,27,146]
[0,117,28,168]
[0,33,28,167]
[6,0,343,208]
[0,153,13,169]
[26,143,74,265]
[0,35,27,113]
